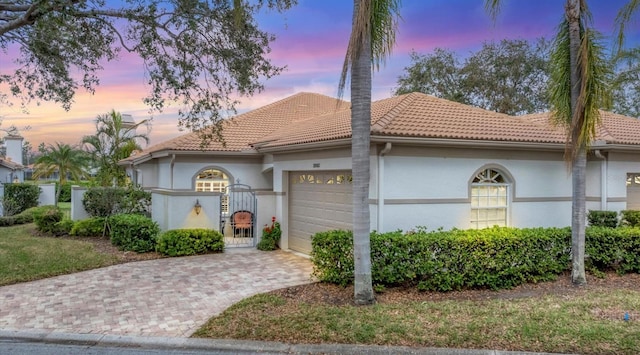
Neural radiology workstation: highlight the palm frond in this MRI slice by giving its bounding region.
[549,15,612,166]
[613,0,639,55]
[338,0,401,100]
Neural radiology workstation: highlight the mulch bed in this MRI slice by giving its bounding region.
[270,272,640,306]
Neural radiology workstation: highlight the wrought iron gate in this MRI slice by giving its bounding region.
[220,183,257,247]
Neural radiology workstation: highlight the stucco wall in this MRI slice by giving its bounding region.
[37,184,56,206]
[71,186,89,221]
[151,189,221,231]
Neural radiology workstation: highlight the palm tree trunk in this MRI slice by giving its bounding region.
[567,0,587,285]
[351,0,375,305]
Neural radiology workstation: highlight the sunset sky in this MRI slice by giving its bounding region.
[1,0,638,149]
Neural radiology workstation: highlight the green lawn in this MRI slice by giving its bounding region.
[0,224,118,286]
[194,287,640,355]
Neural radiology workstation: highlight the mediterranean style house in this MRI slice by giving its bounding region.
[120,92,640,254]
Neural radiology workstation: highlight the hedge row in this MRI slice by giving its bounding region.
[156,229,224,256]
[588,210,640,228]
[0,205,58,227]
[311,226,640,291]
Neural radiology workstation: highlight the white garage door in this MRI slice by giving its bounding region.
[627,173,640,210]
[288,171,353,254]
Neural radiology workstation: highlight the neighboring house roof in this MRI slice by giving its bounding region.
[253,92,640,149]
[0,157,23,170]
[123,92,348,164]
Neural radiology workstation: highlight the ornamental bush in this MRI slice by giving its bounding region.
[587,210,619,228]
[312,226,640,291]
[70,217,108,237]
[620,210,640,227]
[0,205,43,226]
[109,214,159,252]
[2,183,40,216]
[82,186,151,218]
[156,229,224,256]
[586,227,640,274]
[33,206,66,235]
[314,227,574,290]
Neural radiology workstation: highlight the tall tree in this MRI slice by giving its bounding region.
[32,143,89,205]
[0,1,295,139]
[82,110,149,187]
[395,48,470,104]
[611,48,640,118]
[339,0,401,305]
[395,39,550,115]
[486,0,637,285]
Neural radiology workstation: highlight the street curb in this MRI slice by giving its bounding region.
[0,329,572,355]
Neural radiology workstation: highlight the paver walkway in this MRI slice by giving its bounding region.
[0,248,314,337]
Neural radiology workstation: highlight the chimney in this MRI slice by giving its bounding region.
[4,135,24,182]
[4,134,23,166]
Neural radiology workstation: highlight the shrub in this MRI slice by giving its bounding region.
[620,210,640,227]
[312,227,572,291]
[58,183,72,203]
[109,214,159,252]
[2,183,40,216]
[56,219,75,235]
[70,217,108,237]
[119,187,152,217]
[82,186,151,218]
[83,187,125,217]
[0,216,16,226]
[33,206,65,235]
[257,217,281,251]
[587,210,618,228]
[156,229,224,256]
[586,227,640,274]
[0,205,44,226]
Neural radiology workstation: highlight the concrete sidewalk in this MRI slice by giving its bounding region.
[0,329,570,355]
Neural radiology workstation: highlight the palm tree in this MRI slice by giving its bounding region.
[82,110,149,187]
[486,0,637,285]
[32,143,89,205]
[338,0,401,305]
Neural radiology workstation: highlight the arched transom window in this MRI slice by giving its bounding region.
[195,169,229,193]
[471,168,509,229]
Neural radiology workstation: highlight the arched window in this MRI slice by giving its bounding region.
[195,168,230,193]
[470,167,510,229]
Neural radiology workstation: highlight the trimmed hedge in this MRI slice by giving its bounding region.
[586,227,640,274]
[0,205,45,226]
[69,217,108,237]
[311,226,640,291]
[156,229,224,256]
[587,210,618,228]
[621,210,640,227]
[109,214,159,252]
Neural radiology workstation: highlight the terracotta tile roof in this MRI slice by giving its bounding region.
[254,93,570,148]
[128,92,640,160]
[254,93,640,148]
[0,157,23,170]
[125,92,349,161]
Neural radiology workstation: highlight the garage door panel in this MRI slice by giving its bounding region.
[289,171,353,254]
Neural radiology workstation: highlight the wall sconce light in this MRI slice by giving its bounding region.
[194,199,202,215]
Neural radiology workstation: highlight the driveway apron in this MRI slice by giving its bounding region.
[0,249,314,337]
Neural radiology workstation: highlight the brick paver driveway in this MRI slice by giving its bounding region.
[0,248,314,337]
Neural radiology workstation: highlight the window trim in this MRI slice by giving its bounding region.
[468,165,513,229]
